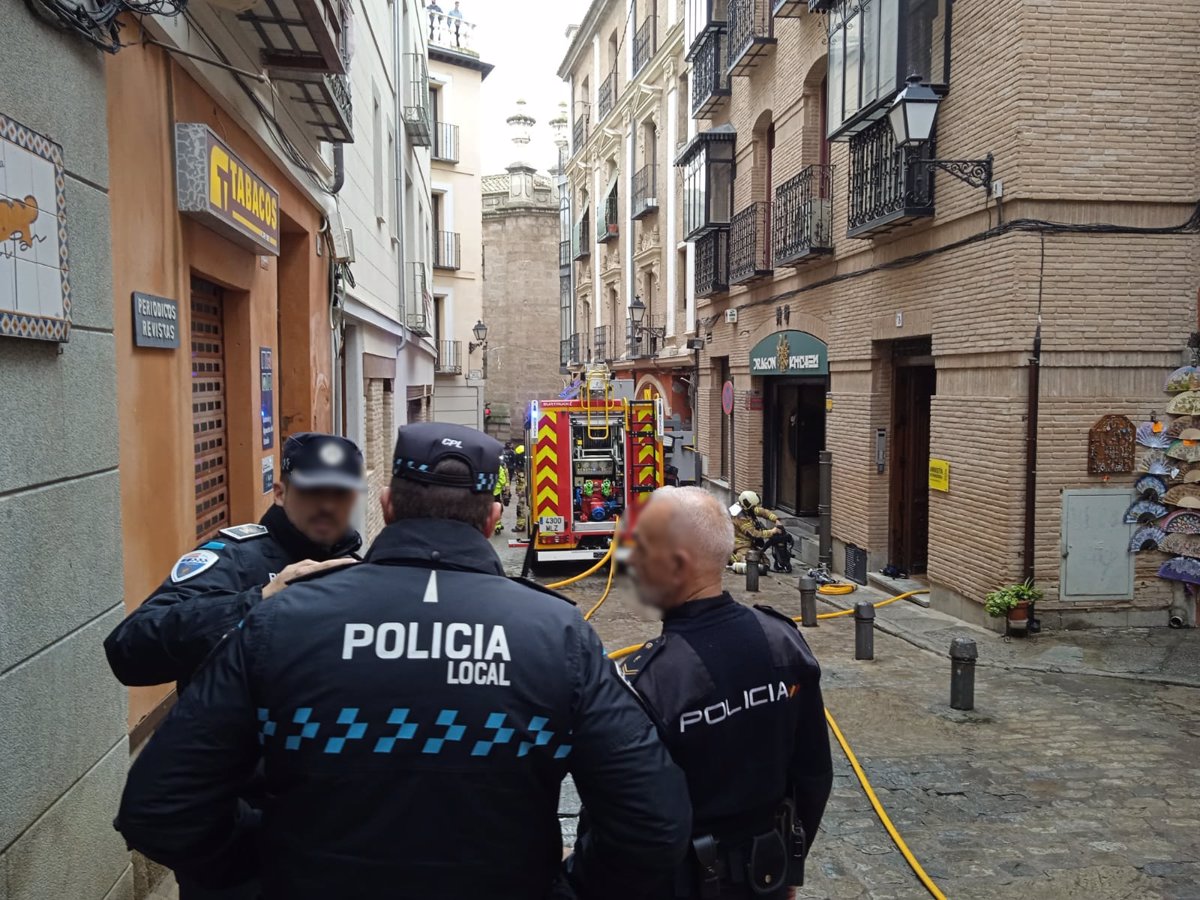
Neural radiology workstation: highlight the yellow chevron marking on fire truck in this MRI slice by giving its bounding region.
[536,466,558,486]
[538,423,557,443]
[638,444,656,463]
[537,445,559,467]
[536,485,558,506]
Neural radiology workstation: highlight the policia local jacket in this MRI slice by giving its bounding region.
[116,519,692,900]
[620,594,833,897]
[104,505,361,692]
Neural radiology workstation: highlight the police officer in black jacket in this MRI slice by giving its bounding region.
[620,486,834,899]
[105,432,364,694]
[116,422,692,900]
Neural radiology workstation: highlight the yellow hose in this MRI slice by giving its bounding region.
[818,583,857,596]
[583,540,620,622]
[545,518,621,589]
[824,708,948,900]
[810,590,927,621]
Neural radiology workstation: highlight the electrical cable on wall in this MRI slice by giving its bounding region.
[24,0,186,53]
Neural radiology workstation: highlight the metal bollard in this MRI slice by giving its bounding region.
[798,575,818,627]
[745,549,762,592]
[949,637,978,710]
[854,601,875,660]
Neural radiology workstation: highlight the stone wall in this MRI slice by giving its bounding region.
[0,1,130,896]
[482,207,564,441]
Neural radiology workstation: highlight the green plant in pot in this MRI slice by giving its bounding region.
[984,580,1043,624]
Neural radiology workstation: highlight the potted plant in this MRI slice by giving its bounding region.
[984,580,1043,631]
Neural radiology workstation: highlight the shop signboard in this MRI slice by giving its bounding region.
[175,123,280,255]
[748,330,828,376]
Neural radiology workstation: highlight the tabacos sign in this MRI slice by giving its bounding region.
[175,123,280,256]
[749,330,828,376]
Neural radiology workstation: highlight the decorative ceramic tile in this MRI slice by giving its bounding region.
[0,113,70,342]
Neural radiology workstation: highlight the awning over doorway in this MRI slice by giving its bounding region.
[749,330,828,376]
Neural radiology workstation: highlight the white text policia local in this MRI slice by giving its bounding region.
[343,622,512,686]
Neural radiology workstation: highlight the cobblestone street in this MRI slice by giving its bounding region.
[494,526,1200,900]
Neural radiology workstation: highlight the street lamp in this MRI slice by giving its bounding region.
[888,74,994,196]
[468,320,488,353]
[628,295,665,339]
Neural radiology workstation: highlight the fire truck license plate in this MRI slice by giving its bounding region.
[539,516,565,533]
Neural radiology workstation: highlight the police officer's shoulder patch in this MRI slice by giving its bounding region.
[170,549,220,584]
[508,576,576,606]
[219,523,269,542]
[619,635,666,681]
[753,604,801,631]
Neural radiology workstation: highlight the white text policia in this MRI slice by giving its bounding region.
[342,622,512,686]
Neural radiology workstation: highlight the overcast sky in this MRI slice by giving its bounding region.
[466,0,593,175]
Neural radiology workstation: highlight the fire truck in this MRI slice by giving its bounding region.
[523,372,665,564]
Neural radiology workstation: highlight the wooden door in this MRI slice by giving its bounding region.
[890,363,935,573]
[190,278,230,541]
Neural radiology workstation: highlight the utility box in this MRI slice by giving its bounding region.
[1060,489,1134,601]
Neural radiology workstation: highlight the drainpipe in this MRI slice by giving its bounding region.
[331,144,346,194]
[1023,321,1041,585]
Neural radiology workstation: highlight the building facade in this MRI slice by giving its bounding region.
[427,4,493,431]
[481,108,563,441]
[0,1,130,895]
[560,0,702,483]
[673,0,1199,627]
[337,0,438,542]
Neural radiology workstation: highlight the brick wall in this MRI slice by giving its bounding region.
[363,378,394,543]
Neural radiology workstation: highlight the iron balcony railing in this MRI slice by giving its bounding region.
[573,113,590,154]
[627,315,664,358]
[729,201,773,285]
[774,164,834,266]
[569,332,583,365]
[434,231,461,270]
[433,121,459,163]
[560,338,572,370]
[847,118,935,237]
[598,191,619,243]
[559,240,571,268]
[632,164,659,219]
[594,325,609,363]
[406,262,431,334]
[598,71,617,121]
[728,0,774,75]
[403,53,432,146]
[436,340,462,374]
[573,211,591,259]
[808,0,835,11]
[691,27,731,118]
[694,229,730,298]
[633,17,656,75]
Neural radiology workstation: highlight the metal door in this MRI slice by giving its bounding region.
[1060,489,1134,601]
[191,278,230,541]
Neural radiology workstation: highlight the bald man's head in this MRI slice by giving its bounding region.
[631,486,734,610]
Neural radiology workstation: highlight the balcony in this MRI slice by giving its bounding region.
[728,0,775,75]
[560,338,572,370]
[633,18,657,76]
[559,240,571,268]
[407,262,431,334]
[403,53,432,147]
[569,332,584,366]
[772,0,807,14]
[238,0,348,75]
[434,231,461,270]
[594,325,609,363]
[774,164,834,266]
[272,71,353,144]
[427,9,478,56]
[573,113,590,154]
[632,164,659,220]
[847,118,935,238]
[597,191,619,243]
[573,211,591,260]
[691,28,731,118]
[729,201,773,285]
[433,122,459,163]
[436,340,462,375]
[598,71,617,121]
[694,229,729,298]
[627,315,663,358]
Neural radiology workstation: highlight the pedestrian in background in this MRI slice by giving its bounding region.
[116,422,692,900]
[104,431,364,900]
[622,486,833,899]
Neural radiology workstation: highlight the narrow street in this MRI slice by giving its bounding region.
[492,515,1200,900]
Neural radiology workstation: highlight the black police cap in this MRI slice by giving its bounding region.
[392,422,503,494]
[281,433,365,491]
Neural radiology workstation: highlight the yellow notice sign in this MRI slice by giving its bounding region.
[929,458,950,492]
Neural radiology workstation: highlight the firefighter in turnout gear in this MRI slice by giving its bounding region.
[512,444,528,532]
[494,453,510,534]
[731,491,782,565]
[623,487,833,899]
[116,422,692,900]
